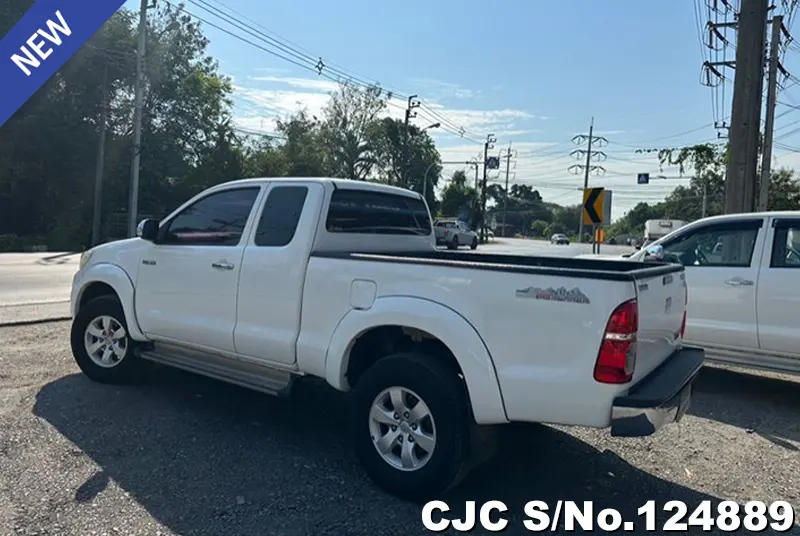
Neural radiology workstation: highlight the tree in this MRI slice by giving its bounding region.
[368,118,441,209]
[440,171,478,222]
[451,170,467,187]
[530,220,548,237]
[767,168,800,210]
[321,81,388,181]
[609,143,800,238]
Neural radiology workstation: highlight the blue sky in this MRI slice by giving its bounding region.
[123,0,800,220]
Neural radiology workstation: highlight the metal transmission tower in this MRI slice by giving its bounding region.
[702,0,739,139]
[569,118,607,242]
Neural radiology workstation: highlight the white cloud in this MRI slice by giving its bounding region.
[231,74,541,141]
[246,76,340,92]
[408,77,482,100]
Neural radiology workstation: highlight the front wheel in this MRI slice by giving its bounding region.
[351,353,473,500]
[70,295,152,384]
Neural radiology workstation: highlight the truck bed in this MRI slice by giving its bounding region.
[302,249,687,428]
[312,249,683,280]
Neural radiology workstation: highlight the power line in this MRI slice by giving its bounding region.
[164,0,483,143]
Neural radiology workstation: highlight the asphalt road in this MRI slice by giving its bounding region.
[0,322,798,535]
[0,253,77,324]
[0,239,632,325]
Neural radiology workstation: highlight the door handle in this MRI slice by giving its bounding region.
[212,261,235,270]
[724,277,754,286]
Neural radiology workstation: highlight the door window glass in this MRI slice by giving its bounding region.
[254,186,309,247]
[326,189,431,234]
[770,221,800,268]
[661,223,760,267]
[160,187,260,246]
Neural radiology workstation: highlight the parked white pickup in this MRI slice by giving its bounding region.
[70,177,703,499]
[623,212,800,375]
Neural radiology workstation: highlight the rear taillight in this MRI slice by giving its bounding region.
[594,299,638,384]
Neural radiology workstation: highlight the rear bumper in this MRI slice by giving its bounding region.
[610,346,705,437]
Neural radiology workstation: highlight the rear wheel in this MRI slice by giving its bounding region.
[70,296,152,384]
[470,237,478,250]
[448,236,459,250]
[351,352,473,501]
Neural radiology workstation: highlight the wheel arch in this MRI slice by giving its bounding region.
[73,263,146,340]
[324,296,509,425]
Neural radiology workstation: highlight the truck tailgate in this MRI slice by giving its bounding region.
[631,269,687,383]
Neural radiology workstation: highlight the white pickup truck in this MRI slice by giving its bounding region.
[625,211,800,375]
[70,177,703,499]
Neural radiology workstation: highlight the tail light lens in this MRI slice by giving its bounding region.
[594,299,638,384]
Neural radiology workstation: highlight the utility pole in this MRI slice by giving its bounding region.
[128,0,151,237]
[403,94,420,189]
[724,0,768,214]
[758,14,784,211]
[569,118,607,242]
[92,66,109,247]
[480,134,497,243]
[501,142,515,237]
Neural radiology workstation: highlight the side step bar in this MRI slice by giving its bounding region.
[137,343,295,397]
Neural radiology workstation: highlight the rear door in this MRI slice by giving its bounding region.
[756,217,800,357]
[659,217,765,350]
[234,182,323,364]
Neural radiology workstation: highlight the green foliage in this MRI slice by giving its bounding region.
[440,171,478,224]
[610,142,800,239]
[0,5,438,250]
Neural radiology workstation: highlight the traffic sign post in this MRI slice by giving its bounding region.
[593,226,606,253]
[582,187,605,227]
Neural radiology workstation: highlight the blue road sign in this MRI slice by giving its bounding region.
[637,173,650,185]
[486,156,500,170]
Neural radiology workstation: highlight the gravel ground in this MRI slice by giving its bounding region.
[0,321,798,536]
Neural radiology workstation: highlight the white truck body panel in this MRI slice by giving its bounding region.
[621,212,800,375]
[71,179,700,456]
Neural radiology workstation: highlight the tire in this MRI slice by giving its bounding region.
[448,236,459,250]
[470,237,478,250]
[351,352,473,501]
[70,295,152,384]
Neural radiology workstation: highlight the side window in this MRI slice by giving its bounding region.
[770,220,800,268]
[160,187,260,246]
[254,186,309,247]
[661,221,761,267]
[325,189,432,234]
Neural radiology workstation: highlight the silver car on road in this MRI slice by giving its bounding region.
[434,219,478,250]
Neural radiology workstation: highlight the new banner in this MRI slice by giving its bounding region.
[0,0,127,127]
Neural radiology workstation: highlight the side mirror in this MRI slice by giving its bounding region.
[645,244,665,261]
[136,218,160,242]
